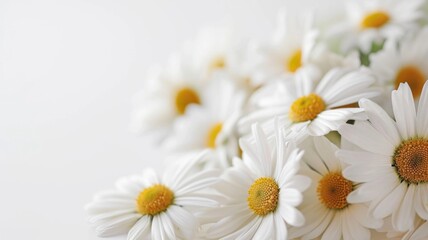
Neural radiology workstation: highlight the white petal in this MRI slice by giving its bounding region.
[280,188,303,207]
[278,203,305,227]
[321,212,342,240]
[127,216,151,240]
[359,98,401,146]
[253,214,274,240]
[95,214,141,237]
[274,212,288,240]
[394,184,416,231]
[313,136,340,172]
[392,83,417,139]
[372,181,406,219]
[339,121,394,156]
[417,81,428,137]
[166,206,197,240]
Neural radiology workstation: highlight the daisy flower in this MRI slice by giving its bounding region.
[248,11,318,85]
[185,28,257,91]
[85,152,220,239]
[289,136,382,240]
[329,0,425,53]
[204,123,311,239]
[338,82,428,232]
[162,77,246,169]
[239,66,379,141]
[130,55,208,137]
[370,27,428,104]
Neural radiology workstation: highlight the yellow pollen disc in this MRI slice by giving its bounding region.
[289,94,326,122]
[136,184,174,215]
[247,177,279,216]
[175,88,200,115]
[393,138,428,184]
[210,57,226,71]
[317,172,353,210]
[394,66,426,99]
[360,11,390,29]
[206,123,222,148]
[286,49,302,72]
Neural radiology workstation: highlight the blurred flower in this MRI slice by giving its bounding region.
[85,152,220,239]
[162,77,247,169]
[247,11,318,85]
[204,123,310,239]
[370,27,428,111]
[338,82,428,232]
[130,55,207,138]
[328,0,425,53]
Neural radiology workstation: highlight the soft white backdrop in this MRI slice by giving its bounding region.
[1,0,339,239]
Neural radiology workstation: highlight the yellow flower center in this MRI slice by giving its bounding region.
[289,94,326,122]
[360,11,390,29]
[206,123,222,148]
[175,88,200,115]
[317,172,353,210]
[136,184,174,215]
[394,66,426,99]
[393,138,428,184]
[286,49,302,72]
[210,57,226,71]
[247,177,279,216]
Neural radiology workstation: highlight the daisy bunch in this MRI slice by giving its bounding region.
[87,1,428,239]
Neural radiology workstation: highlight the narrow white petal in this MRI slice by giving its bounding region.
[416,81,428,137]
[127,216,151,240]
[321,212,342,240]
[253,214,274,239]
[166,206,197,239]
[313,136,340,172]
[372,181,406,219]
[392,83,417,139]
[394,184,416,231]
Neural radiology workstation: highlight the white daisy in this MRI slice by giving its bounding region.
[185,28,258,91]
[370,27,428,108]
[337,82,428,232]
[130,55,207,137]
[85,152,220,239]
[162,77,246,169]
[204,123,311,239]
[289,136,382,240]
[239,66,379,142]
[248,10,318,85]
[329,0,425,53]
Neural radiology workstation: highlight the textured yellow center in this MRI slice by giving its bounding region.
[317,172,353,210]
[136,184,174,215]
[175,88,200,115]
[247,177,279,216]
[394,66,426,98]
[206,123,222,148]
[393,138,428,184]
[361,11,390,29]
[286,49,302,72]
[289,94,326,122]
[210,57,226,71]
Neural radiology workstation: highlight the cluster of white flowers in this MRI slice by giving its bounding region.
[86,0,428,239]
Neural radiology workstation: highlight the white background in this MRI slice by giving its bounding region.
[1,0,339,239]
